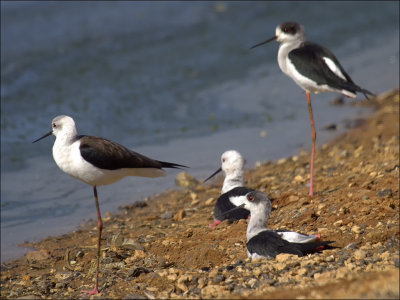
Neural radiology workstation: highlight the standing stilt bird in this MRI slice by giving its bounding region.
[251,21,374,196]
[33,115,187,295]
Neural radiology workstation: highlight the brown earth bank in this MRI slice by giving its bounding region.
[1,89,399,299]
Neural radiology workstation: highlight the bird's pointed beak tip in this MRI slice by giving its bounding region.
[203,167,222,184]
[32,131,53,143]
[250,36,277,50]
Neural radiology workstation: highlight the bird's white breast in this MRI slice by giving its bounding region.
[52,139,103,185]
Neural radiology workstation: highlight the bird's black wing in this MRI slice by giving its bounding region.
[214,186,252,222]
[289,42,374,97]
[79,136,187,170]
[247,230,335,258]
[247,230,304,258]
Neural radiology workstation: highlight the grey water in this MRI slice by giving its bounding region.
[1,1,399,263]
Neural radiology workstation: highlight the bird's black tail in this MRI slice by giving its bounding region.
[343,81,375,100]
[295,241,336,255]
[158,160,188,169]
[358,87,375,100]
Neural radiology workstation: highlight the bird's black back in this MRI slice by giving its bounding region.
[289,42,374,97]
[247,230,334,258]
[214,186,253,222]
[79,135,187,171]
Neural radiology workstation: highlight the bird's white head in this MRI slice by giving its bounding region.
[33,115,78,143]
[243,190,273,241]
[243,190,272,216]
[203,150,245,193]
[276,22,305,44]
[50,115,77,138]
[250,21,305,49]
[221,150,245,175]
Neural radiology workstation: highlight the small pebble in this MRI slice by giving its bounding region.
[161,211,173,220]
[351,225,363,234]
[173,209,186,221]
[354,250,367,260]
[325,255,335,262]
[205,197,215,206]
[377,189,392,197]
[213,274,225,284]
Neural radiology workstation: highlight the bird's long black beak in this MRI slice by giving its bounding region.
[32,131,53,143]
[250,36,277,49]
[220,203,246,217]
[203,167,222,183]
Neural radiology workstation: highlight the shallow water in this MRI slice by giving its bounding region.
[1,1,399,262]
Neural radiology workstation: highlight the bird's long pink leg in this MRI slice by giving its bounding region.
[81,186,102,295]
[306,92,316,196]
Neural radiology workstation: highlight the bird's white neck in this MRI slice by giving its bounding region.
[277,39,303,76]
[54,127,78,148]
[221,169,244,194]
[246,202,271,241]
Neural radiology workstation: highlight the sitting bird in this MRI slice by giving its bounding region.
[204,150,253,228]
[230,190,334,259]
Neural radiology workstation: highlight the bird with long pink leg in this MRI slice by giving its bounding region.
[33,115,187,295]
[251,21,374,196]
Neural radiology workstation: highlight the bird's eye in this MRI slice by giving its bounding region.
[222,158,226,162]
[52,123,57,128]
[248,196,254,201]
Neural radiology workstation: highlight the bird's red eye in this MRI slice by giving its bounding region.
[249,196,254,201]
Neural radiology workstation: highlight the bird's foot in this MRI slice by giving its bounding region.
[80,286,99,295]
[208,220,222,228]
[317,233,321,241]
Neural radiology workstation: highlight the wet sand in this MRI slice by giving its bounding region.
[1,89,399,299]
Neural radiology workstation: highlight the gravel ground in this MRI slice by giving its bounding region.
[1,89,399,299]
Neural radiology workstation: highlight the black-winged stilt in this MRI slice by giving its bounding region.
[33,115,187,294]
[251,21,374,196]
[203,150,252,228]
[237,191,334,259]
[219,191,323,244]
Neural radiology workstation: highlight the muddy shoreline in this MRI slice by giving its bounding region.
[1,89,399,299]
